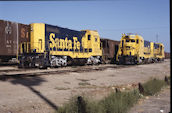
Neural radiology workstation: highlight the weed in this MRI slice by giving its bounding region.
[99,89,140,113]
[56,78,169,113]
[55,87,70,90]
[78,82,91,86]
[77,79,90,82]
[56,90,140,113]
[142,78,167,96]
[57,96,78,113]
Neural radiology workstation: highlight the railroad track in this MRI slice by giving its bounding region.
[0,64,132,79]
[0,60,166,79]
[0,61,166,75]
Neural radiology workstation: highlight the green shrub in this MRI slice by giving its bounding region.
[57,90,140,113]
[57,78,169,113]
[57,96,78,113]
[99,89,140,113]
[142,78,167,96]
[85,100,105,113]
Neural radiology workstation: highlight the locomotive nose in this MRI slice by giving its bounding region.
[124,44,135,56]
[125,43,135,47]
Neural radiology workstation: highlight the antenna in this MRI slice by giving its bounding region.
[156,34,158,43]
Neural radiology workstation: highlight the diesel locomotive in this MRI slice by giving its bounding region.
[116,33,165,64]
[18,23,102,68]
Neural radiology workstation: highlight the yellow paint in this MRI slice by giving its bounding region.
[29,23,102,58]
[117,34,144,61]
[116,34,165,62]
[154,43,165,59]
[49,30,102,58]
[30,23,45,53]
[19,42,30,54]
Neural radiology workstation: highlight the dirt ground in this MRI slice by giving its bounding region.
[0,59,170,113]
[128,86,170,113]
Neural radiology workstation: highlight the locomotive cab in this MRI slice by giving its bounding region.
[153,43,165,61]
[117,34,143,64]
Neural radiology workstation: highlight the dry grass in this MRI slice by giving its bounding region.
[56,90,140,113]
[142,78,168,96]
[56,77,169,113]
[78,82,91,86]
[55,87,70,90]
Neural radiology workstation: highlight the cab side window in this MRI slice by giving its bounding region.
[95,38,97,42]
[126,39,129,42]
[136,39,139,44]
[88,35,91,40]
[131,39,135,42]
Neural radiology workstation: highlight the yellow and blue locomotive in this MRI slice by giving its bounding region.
[116,33,164,64]
[19,23,102,68]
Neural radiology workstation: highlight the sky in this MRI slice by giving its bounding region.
[0,0,170,52]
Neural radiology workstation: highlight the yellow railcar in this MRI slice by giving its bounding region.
[116,33,164,64]
[19,23,102,68]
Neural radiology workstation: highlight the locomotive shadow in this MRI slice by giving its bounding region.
[0,74,58,111]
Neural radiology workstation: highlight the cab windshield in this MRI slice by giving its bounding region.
[125,39,135,42]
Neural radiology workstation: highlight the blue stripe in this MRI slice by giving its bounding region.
[45,24,88,53]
